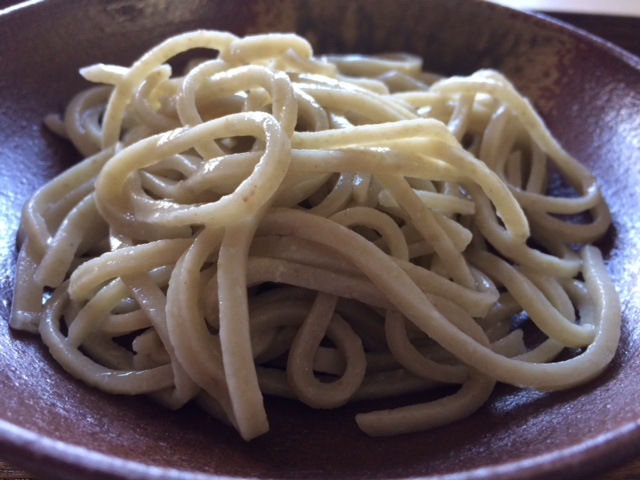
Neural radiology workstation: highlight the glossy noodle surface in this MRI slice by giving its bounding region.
[11,30,620,441]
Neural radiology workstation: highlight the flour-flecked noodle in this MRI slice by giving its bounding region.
[11,30,621,440]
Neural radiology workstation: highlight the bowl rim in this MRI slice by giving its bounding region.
[2,413,639,480]
[1,1,640,479]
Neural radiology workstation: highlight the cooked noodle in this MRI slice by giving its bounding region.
[11,30,620,440]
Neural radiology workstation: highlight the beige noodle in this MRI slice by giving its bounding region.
[10,30,620,440]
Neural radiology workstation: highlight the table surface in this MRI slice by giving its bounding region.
[1,4,640,480]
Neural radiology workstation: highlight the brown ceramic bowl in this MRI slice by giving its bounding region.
[1,1,639,479]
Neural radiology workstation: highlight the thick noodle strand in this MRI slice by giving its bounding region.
[10,29,619,441]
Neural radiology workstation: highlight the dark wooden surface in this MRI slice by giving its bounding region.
[0,4,639,480]
[0,462,33,480]
[549,11,640,57]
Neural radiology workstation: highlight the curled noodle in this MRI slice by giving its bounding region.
[11,30,620,440]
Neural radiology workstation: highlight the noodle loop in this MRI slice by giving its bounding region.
[11,30,619,440]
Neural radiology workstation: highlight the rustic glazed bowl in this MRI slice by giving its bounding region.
[1,1,639,479]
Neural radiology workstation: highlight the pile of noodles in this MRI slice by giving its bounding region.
[11,30,620,440]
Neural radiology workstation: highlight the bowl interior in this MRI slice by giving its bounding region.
[1,1,640,479]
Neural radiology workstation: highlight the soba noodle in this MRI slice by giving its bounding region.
[11,30,620,440]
